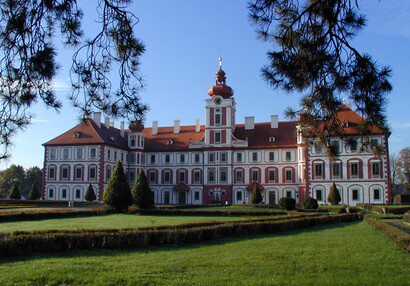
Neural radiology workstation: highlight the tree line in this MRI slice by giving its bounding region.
[0,165,42,199]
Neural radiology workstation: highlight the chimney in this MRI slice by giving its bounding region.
[104,116,110,127]
[94,112,101,128]
[120,121,124,137]
[271,115,278,129]
[174,119,180,134]
[195,119,201,133]
[152,121,158,135]
[245,116,254,130]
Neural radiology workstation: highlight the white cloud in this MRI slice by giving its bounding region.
[392,122,410,129]
[31,118,49,123]
[51,79,70,91]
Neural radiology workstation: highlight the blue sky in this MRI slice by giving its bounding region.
[1,0,409,170]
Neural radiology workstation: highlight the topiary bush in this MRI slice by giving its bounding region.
[131,169,154,209]
[250,185,262,204]
[303,197,318,209]
[9,183,21,200]
[27,182,41,200]
[103,161,132,212]
[85,184,97,201]
[328,183,341,205]
[279,197,296,210]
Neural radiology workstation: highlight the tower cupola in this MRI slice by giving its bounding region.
[207,57,234,98]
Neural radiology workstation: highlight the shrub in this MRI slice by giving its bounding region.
[8,183,21,200]
[27,182,41,200]
[131,169,154,209]
[303,197,318,209]
[250,185,262,204]
[393,194,410,205]
[328,183,341,205]
[103,161,133,212]
[85,184,97,201]
[279,197,296,210]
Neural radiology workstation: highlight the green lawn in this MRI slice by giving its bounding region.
[0,213,263,233]
[0,221,408,285]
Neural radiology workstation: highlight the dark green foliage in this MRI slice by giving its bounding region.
[328,183,341,205]
[279,197,296,210]
[28,182,41,200]
[0,209,110,222]
[250,185,263,204]
[393,194,410,205]
[0,1,147,160]
[303,197,318,209]
[0,165,42,198]
[8,183,21,200]
[85,184,97,201]
[132,169,154,209]
[249,0,391,158]
[103,161,132,212]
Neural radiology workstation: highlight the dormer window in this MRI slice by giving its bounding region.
[130,135,136,147]
[73,132,81,138]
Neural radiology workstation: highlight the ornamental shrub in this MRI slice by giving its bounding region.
[103,161,132,212]
[250,185,262,204]
[328,183,341,205]
[9,183,21,200]
[85,184,97,201]
[28,182,41,200]
[279,197,296,210]
[132,169,154,209]
[303,197,318,209]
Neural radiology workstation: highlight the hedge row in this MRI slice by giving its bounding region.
[0,199,103,206]
[136,208,287,216]
[404,213,410,223]
[0,213,360,256]
[372,206,410,215]
[364,215,410,253]
[0,208,110,222]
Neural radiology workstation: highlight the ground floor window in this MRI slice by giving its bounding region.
[352,189,359,201]
[373,189,381,200]
[286,191,292,198]
[49,188,54,198]
[316,189,323,201]
[61,188,67,199]
[236,191,242,201]
[164,191,170,204]
[194,191,200,201]
[75,189,81,199]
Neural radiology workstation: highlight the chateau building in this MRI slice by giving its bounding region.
[43,62,391,205]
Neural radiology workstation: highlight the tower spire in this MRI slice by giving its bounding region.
[219,57,222,69]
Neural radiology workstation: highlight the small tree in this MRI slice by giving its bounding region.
[9,183,21,200]
[85,184,97,202]
[303,197,318,209]
[132,169,154,209]
[328,183,341,205]
[279,197,296,210]
[103,161,132,212]
[28,182,41,200]
[250,185,262,204]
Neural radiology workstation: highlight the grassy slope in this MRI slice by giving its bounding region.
[0,214,262,233]
[0,222,408,285]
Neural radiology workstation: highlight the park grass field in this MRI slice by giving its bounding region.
[0,221,408,285]
[0,213,269,233]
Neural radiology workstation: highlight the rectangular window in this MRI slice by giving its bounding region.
[49,148,56,160]
[236,153,243,163]
[215,132,221,143]
[165,154,170,164]
[49,188,54,198]
[252,169,259,182]
[215,113,221,125]
[62,167,69,180]
[178,171,185,183]
[114,151,117,161]
[208,152,215,163]
[316,189,323,201]
[120,152,124,162]
[61,189,67,199]
[268,170,275,182]
[63,148,69,160]
[350,139,358,152]
[236,191,242,201]
[89,166,96,181]
[194,153,200,163]
[286,169,292,182]
[49,167,55,180]
[269,152,275,162]
[315,164,323,178]
[107,149,111,160]
[332,163,341,178]
[75,166,82,180]
[372,162,381,177]
[252,152,258,162]
[179,154,185,164]
[75,189,81,199]
[149,171,156,184]
[221,152,227,163]
[194,191,200,201]
[351,162,359,177]
[286,191,292,198]
[130,154,136,164]
[193,170,201,184]
[374,189,381,200]
[163,171,171,184]
[208,169,215,183]
[128,170,135,183]
[286,151,292,161]
[220,169,227,183]
[130,135,136,147]
[331,140,340,153]
[314,144,323,154]
[106,166,111,180]
[352,189,359,201]
[371,138,380,147]
[150,155,156,164]
[89,148,96,159]
[236,170,243,183]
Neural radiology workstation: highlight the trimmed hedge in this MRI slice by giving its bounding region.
[393,194,410,205]
[0,213,360,256]
[0,208,110,222]
[372,206,410,215]
[364,215,410,253]
[137,209,287,216]
[0,199,103,206]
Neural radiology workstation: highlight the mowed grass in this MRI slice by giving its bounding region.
[0,213,264,233]
[0,221,409,285]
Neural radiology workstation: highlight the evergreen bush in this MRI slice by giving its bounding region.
[303,197,318,209]
[328,183,341,205]
[279,197,296,210]
[103,161,132,212]
[9,183,21,200]
[85,184,97,201]
[131,169,154,209]
[28,182,41,200]
[250,185,262,204]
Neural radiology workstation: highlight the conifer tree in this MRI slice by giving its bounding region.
[132,169,154,209]
[85,184,97,202]
[328,183,342,205]
[250,184,263,204]
[28,182,41,200]
[103,161,132,212]
[9,183,21,200]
